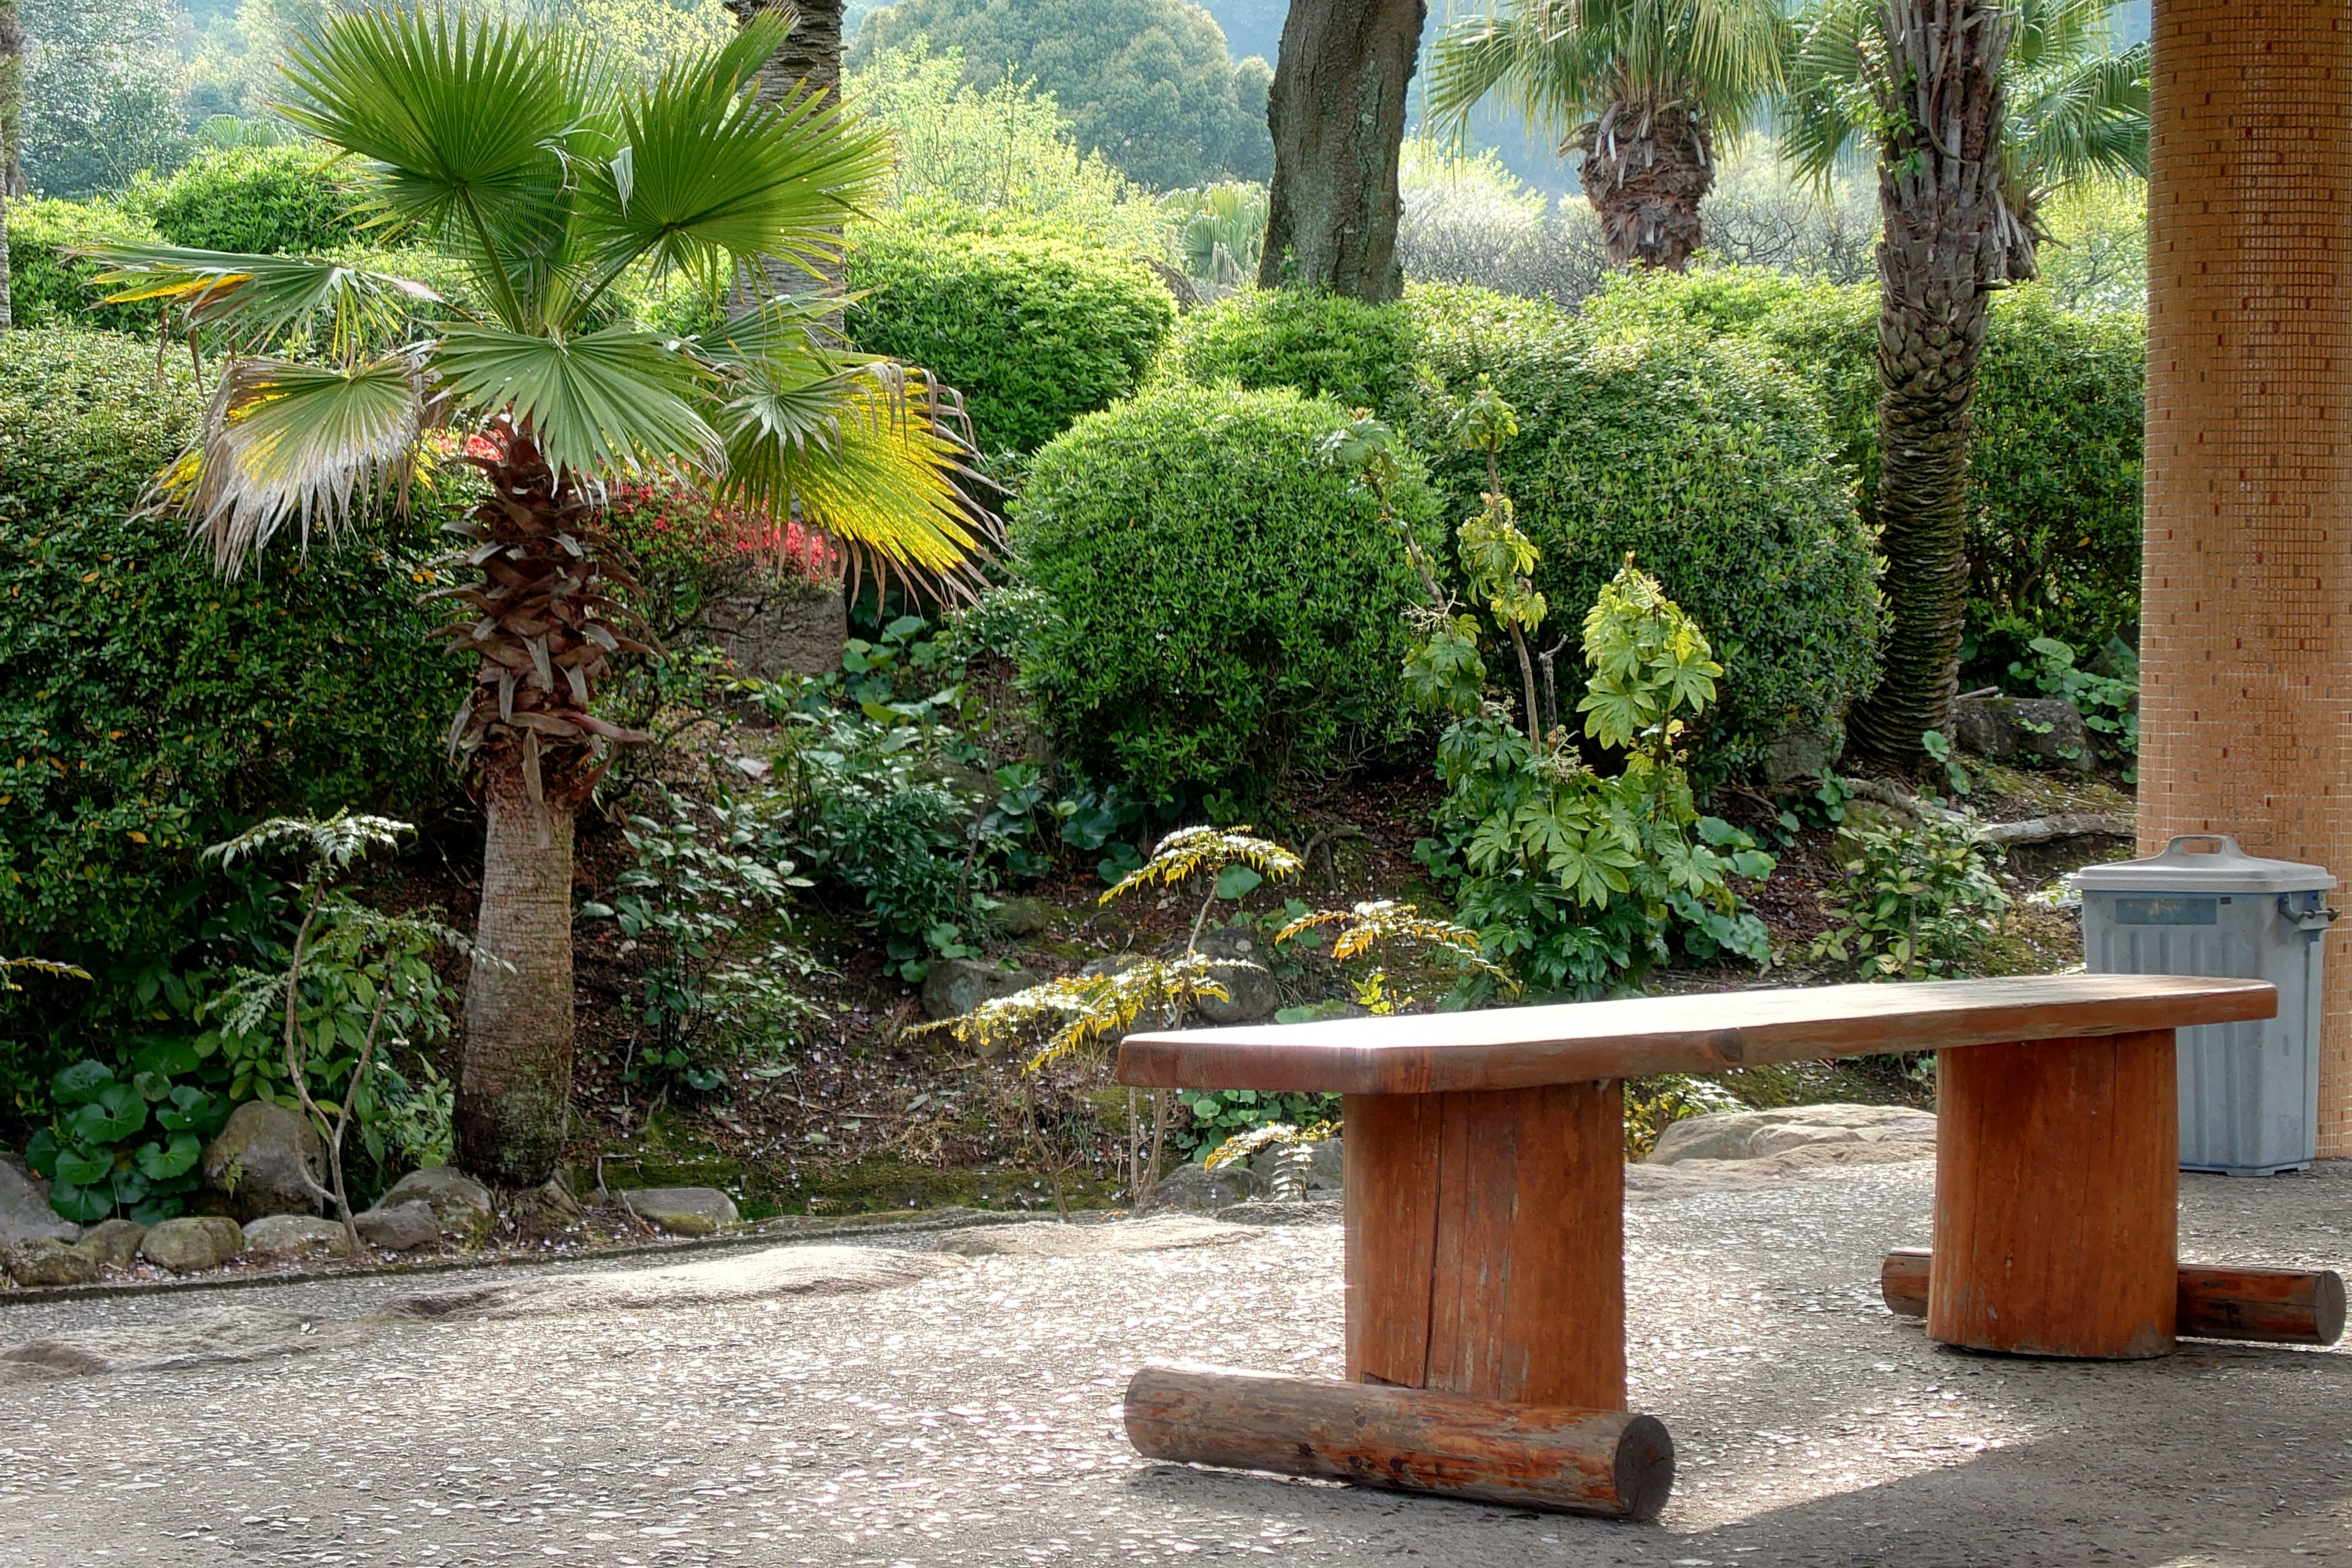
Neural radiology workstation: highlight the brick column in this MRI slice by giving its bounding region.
[2141,0,2352,1154]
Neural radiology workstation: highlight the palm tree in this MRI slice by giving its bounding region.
[727,0,845,295]
[89,7,991,1185]
[1782,0,2145,767]
[1427,0,1787,271]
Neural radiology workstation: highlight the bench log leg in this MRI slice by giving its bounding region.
[1344,1083,1626,1409]
[1929,1030,2179,1358]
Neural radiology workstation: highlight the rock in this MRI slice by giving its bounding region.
[241,1214,355,1262]
[990,896,1051,938]
[353,1200,441,1253]
[201,1101,325,1223]
[1764,722,1843,788]
[1648,1103,1937,1167]
[5,1238,98,1287]
[704,575,848,680]
[1250,1135,1342,1195]
[0,1156,80,1246]
[502,1179,586,1242]
[378,1167,497,1246]
[72,1219,146,1272]
[138,1215,246,1273]
[1191,926,1281,1024]
[616,1187,740,1237]
[1951,695,2095,772]
[1145,1160,1267,1211]
[920,957,1042,1025]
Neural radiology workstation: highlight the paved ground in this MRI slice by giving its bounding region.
[2,1158,2349,1567]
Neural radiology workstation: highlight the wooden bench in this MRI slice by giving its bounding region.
[1113,973,2285,1519]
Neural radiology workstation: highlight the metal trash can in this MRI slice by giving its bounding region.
[2077,835,2338,1175]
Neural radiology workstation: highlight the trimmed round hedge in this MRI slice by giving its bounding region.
[1014,383,1442,797]
[844,220,1175,454]
[141,142,369,255]
[1167,284,1881,772]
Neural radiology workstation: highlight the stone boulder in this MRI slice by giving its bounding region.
[201,1101,325,1222]
[616,1187,740,1237]
[1191,926,1281,1025]
[1648,1104,1937,1169]
[377,1167,497,1247]
[0,1156,79,1246]
[72,1218,146,1272]
[503,1179,586,1242]
[6,1237,98,1287]
[139,1215,246,1273]
[920,957,1042,1027]
[990,896,1051,938]
[704,576,847,680]
[353,1200,440,1253]
[241,1214,354,1262]
[1146,1160,1266,1211]
[1951,695,2094,772]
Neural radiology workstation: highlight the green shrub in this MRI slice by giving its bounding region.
[6,198,160,333]
[1422,301,1880,773]
[0,330,469,1112]
[136,142,369,254]
[844,219,1175,453]
[1014,383,1442,798]
[1583,266,2146,652]
[1158,288,1425,419]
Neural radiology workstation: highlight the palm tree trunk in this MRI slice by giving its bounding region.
[1256,0,1425,301]
[445,425,650,1184]
[1843,0,2015,769]
[1575,99,1714,271]
[728,0,845,300]
[455,775,578,1185]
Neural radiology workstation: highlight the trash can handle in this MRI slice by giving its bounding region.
[2162,834,2245,860]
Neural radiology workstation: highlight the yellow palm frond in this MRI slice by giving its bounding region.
[1277,899,1520,992]
[1203,1118,1341,1170]
[911,954,1240,1073]
[1100,826,1305,907]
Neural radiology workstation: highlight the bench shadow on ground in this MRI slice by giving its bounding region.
[1118,1339,2352,1568]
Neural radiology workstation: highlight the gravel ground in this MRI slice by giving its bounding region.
[2,1158,2349,1567]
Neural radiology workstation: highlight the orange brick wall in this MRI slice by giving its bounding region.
[2141,0,2352,1155]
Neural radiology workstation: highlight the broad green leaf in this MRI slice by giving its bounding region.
[70,1084,148,1145]
[53,1144,115,1187]
[51,1060,115,1106]
[47,1180,113,1224]
[432,323,720,478]
[1215,865,1264,900]
[137,1133,202,1182]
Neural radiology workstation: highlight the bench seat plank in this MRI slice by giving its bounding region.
[1117,973,2277,1095]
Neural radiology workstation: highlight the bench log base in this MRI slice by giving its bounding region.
[1124,1362,1673,1521]
[1882,1248,2348,1346]
[1930,1033,2180,1357]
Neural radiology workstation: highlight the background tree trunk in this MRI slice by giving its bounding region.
[0,1,20,333]
[728,0,845,300]
[1257,0,1425,301]
[455,780,578,1186]
[1844,0,2014,769]
[1575,101,1713,271]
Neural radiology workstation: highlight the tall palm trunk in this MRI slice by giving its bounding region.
[445,423,649,1184]
[1843,0,2015,769]
[1577,97,1714,271]
[728,0,845,298]
[1257,0,1425,301]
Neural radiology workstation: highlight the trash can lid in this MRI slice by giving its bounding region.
[2073,834,2338,894]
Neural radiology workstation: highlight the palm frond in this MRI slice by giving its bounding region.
[276,6,601,329]
[1101,827,1305,905]
[2008,40,2148,191]
[432,322,723,479]
[203,811,413,873]
[0,957,94,990]
[1430,0,1784,143]
[1276,899,1521,990]
[1777,0,1875,184]
[85,243,444,360]
[575,9,892,293]
[166,356,429,576]
[717,360,996,596]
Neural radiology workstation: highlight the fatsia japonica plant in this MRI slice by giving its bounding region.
[1327,398,1776,998]
[85,7,993,1184]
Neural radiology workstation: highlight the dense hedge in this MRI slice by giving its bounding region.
[1583,268,2146,653]
[1158,288,1424,419]
[1166,285,1881,770]
[0,331,467,1093]
[1014,383,1443,797]
[7,199,159,333]
[141,142,370,255]
[844,219,1175,454]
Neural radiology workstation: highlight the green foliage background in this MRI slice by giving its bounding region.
[1013,383,1444,799]
[137,141,372,255]
[848,0,1273,190]
[845,217,1177,454]
[0,330,468,1114]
